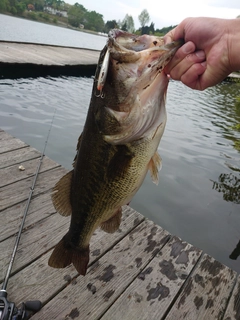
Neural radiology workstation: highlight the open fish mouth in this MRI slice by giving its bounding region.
[96,29,183,145]
[98,29,183,93]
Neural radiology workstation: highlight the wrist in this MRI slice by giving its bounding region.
[227,19,240,72]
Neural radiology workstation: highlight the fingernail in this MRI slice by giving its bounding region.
[182,42,195,54]
[195,50,205,59]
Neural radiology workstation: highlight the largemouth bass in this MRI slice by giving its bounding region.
[48,30,182,275]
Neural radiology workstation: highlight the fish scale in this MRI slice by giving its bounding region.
[48,29,183,275]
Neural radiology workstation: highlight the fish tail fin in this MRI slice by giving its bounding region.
[48,235,89,276]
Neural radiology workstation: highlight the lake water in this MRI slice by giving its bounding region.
[0,14,240,274]
[0,13,106,49]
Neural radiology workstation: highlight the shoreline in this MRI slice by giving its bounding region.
[0,12,106,37]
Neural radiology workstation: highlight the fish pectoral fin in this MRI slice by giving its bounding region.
[148,152,162,185]
[51,170,73,216]
[107,145,134,180]
[48,235,90,276]
[101,207,122,233]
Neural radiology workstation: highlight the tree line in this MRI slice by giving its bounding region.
[0,0,175,35]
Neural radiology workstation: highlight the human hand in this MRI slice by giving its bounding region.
[164,17,240,90]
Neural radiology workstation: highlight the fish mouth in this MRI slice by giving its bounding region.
[108,29,183,53]
[97,30,183,93]
[96,30,183,144]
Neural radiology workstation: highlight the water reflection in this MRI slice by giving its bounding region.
[208,82,240,204]
[230,239,240,260]
[211,172,240,204]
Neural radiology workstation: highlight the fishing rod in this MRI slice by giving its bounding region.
[0,110,56,320]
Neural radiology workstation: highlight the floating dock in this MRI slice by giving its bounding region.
[0,129,239,319]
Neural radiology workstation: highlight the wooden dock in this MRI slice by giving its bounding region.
[0,129,240,320]
[0,41,99,65]
[0,41,100,78]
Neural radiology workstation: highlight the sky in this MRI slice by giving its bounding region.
[66,0,240,29]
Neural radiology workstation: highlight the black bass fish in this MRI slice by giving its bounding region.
[48,30,182,275]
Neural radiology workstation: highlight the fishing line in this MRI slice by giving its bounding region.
[1,108,56,291]
[0,109,56,319]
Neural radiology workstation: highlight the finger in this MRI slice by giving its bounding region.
[164,29,175,44]
[196,62,228,90]
[166,50,206,80]
[170,18,191,41]
[180,62,207,90]
[165,41,196,74]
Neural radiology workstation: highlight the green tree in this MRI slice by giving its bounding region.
[34,0,45,11]
[155,25,177,35]
[138,9,150,27]
[8,0,26,14]
[149,22,154,34]
[56,0,63,9]
[104,20,118,33]
[0,0,9,12]
[122,14,135,33]
[84,10,104,31]
[68,3,86,27]
[121,22,127,31]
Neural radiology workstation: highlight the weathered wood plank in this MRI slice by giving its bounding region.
[102,236,202,320]
[0,131,15,141]
[0,137,28,153]
[0,192,56,242]
[0,42,100,65]
[1,206,144,306]
[30,219,170,320]
[0,156,60,187]
[0,129,238,320]
[0,146,41,169]
[0,210,68,282]
[165,254,237,320]
[223,275,240,320]
[0,166,67,211]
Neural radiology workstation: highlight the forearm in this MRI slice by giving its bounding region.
[227,19,240,72]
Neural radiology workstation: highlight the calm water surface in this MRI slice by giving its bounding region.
[0,15,239,273]
[0,13,106,49]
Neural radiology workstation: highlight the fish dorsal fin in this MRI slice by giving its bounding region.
[148,152,162,185]
[51,170,73,216]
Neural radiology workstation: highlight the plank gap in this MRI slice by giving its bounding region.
[0,166,67,212]
[161,250,204,320]
[0,210,57,244]
[98,233,172,320]
[221,273,240,320]
[27,215,147,310]
[1,162,61,188]
[0,154,41,169]
[0,145,29,155]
